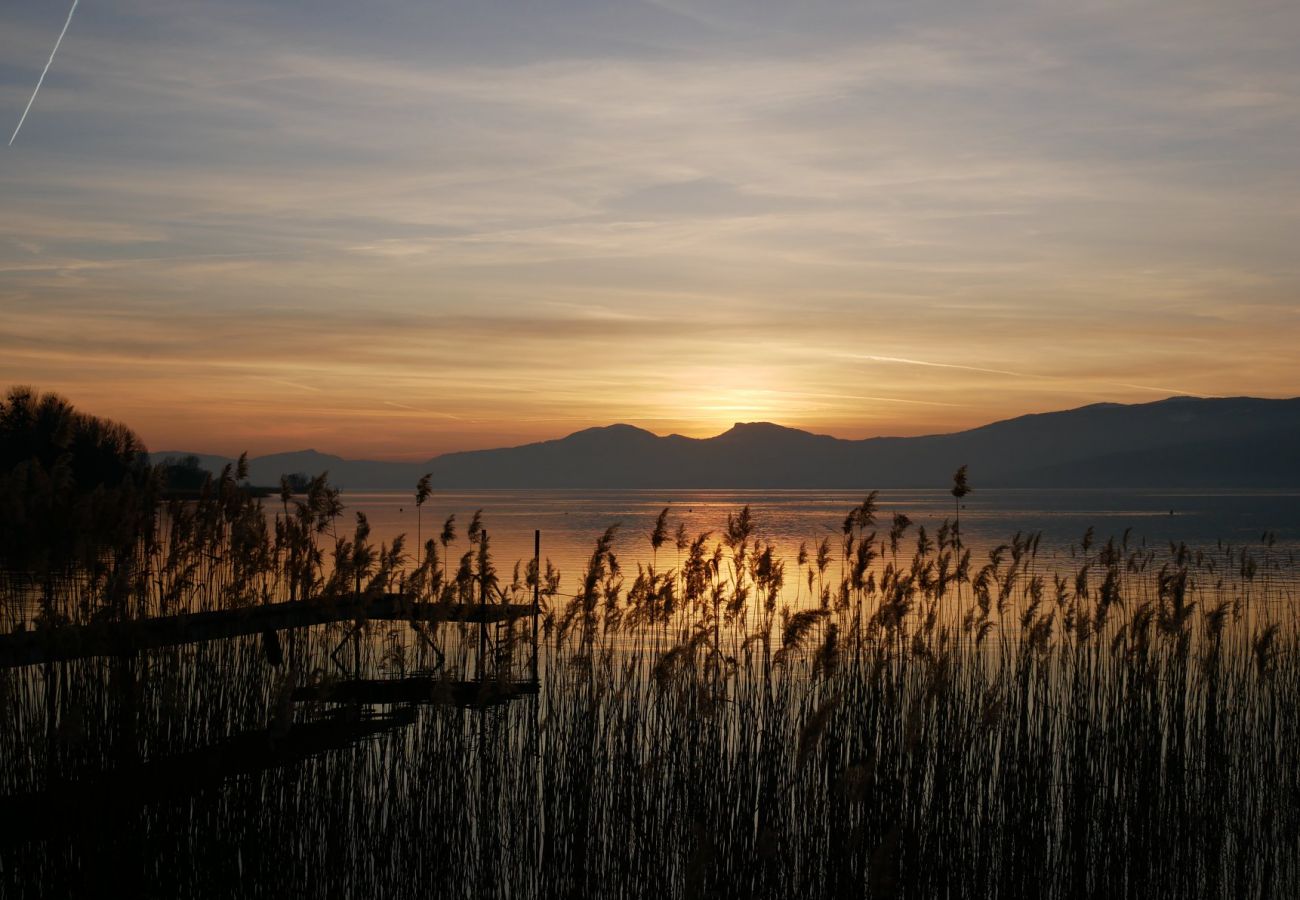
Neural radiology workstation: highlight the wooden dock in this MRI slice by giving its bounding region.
[0,673,544,843]
[293,675,540,709]
[0,593,536,669]
[0,708,418,844]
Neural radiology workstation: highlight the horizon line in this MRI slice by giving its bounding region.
[146,392,1296,465]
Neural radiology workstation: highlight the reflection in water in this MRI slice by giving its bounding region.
[0,620,544,897]
[333,487,1300,600]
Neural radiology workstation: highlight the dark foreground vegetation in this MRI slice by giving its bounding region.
[1,387,1297,898]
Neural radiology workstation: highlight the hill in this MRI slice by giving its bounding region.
[154,396,1300,490]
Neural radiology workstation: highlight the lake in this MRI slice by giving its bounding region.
[334,487,1300,596]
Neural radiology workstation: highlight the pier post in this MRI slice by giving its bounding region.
[533,529,540,680]
[531,529,542,894]
[479,530,488,678]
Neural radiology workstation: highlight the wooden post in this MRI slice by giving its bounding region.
[531,529,542,892]
[533,529,540,680]
[479,530,488,678]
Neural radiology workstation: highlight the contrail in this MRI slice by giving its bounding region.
[847,353,1035,380]
[9,0,80,147]
[844,352,1205,397]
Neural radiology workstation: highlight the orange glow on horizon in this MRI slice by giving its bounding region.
[2,2,1296,459]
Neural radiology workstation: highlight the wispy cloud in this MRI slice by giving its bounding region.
[0,0,1296,455]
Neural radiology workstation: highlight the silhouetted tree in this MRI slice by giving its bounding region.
[0,386,154,618]
[159,455,208,493]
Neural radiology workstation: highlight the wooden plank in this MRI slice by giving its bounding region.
[0,708,417,844]
[293,676,540,708]
[0,594,536,669]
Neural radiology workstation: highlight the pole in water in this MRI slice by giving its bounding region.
[533,529,540,679]
[479,530,488,678]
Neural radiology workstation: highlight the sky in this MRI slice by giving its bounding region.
[1,0,1298,460]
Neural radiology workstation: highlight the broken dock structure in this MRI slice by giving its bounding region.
[0,592,537,670]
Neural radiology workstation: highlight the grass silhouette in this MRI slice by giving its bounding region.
[0,390,1297,897]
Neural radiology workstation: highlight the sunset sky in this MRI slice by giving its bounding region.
[2,0,1297,459]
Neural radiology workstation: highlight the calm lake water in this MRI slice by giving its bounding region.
[337,488,1300,592]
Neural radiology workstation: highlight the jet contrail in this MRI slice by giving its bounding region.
[844,352,1205,397]
[847,353,1035,380]
[9,0,80,147]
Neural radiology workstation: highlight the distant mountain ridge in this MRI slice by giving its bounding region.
[154,396,1300,490]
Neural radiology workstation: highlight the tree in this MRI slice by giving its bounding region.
[159,455,208,493]
[0,386,154,615]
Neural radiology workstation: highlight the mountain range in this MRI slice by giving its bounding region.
[154,396,1300,491]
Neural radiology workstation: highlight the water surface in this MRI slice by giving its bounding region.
[338,487,1300,590]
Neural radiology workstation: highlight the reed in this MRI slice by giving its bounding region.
[0,393,1297,897]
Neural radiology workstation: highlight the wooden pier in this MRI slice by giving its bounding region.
[294,675,540,709]
[0,593,536,669]
[0,708,418,843]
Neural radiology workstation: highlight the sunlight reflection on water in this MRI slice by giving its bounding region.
[329,488,1300,596]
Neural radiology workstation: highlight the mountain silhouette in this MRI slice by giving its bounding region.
[154,396,1300,490]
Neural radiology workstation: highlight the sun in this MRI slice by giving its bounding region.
[668,381,800,435]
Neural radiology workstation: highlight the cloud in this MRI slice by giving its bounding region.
[1,0,1297,455]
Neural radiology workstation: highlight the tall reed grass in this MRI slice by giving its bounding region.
[1,480,1296,898]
